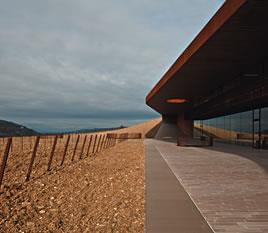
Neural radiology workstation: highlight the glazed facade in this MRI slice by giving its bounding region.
[194,107,268,147]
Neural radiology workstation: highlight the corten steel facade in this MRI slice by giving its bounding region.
[146,0,268,148]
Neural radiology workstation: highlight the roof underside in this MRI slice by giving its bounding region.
[146,0,268,115]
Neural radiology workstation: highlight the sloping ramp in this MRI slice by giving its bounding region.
[154,122,180,142]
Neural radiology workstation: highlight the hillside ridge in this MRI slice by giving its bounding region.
[0,120,38,137]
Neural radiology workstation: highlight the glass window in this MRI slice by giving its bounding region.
[231,112,241,133]
[193,106,267,147]
[240,111,252,133]
[217,116,225,129]
[262,107,268,135]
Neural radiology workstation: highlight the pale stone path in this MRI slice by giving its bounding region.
[145,140,213,233]
[146,139,268,233]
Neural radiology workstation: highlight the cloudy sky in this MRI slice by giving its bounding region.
[0,0,224,132]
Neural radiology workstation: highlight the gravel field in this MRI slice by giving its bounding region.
[0,118,161,232]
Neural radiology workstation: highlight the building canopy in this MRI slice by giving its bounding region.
[146,0,268,117]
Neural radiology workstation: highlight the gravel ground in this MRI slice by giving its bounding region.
[0,140,145,233]
[0,118,161,232]
[116,118,161,137]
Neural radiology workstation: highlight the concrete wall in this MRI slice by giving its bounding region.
[177,114,193,137]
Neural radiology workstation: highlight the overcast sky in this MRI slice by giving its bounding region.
[0,0,224,132]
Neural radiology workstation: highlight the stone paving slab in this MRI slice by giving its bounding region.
[145,141,213,233]
[150,139,268,233]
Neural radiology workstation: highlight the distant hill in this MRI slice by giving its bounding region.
[0,120,38,137]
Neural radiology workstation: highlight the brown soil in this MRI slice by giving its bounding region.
[0,118,161,232]
[116,118,161,137]
[0,140,144,233]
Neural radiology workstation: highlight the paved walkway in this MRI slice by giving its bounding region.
[145,140,213,233]
[145,139,268,233]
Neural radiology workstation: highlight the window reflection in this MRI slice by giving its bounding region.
[194,107,268,148]
[262,108,268,134]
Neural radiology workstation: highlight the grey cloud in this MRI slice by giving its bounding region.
[0,0,224,130]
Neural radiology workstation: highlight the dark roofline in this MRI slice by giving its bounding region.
[146,0,247,104]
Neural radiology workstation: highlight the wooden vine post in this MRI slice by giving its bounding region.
[47,135,58,171]
[0,137,12,186]
[80,135,87,159]
[61,134,71,166]
[86,135,93,157]
[26,136,40,181]
[72,135,80,161]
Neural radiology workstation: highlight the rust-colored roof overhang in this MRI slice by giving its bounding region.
[146,0,248,114]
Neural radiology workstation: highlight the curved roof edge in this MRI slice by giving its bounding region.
[146,0,247,104]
